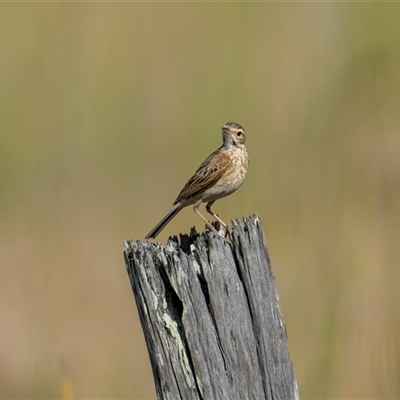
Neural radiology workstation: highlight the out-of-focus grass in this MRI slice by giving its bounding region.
[1,4,399,399]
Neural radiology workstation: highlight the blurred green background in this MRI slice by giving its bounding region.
[1,3,399,399]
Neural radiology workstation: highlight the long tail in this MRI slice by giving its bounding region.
[145,203,182,239]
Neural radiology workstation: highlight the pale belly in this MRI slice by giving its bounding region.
[200,149,249,203]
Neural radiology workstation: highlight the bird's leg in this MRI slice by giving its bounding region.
[206,201,227,228]
[193,201,221,237]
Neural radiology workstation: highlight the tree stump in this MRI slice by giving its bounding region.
[123,214,299,400]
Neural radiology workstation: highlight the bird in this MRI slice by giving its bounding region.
[145,122,249,239]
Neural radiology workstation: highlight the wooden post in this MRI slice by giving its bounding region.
[123,214,299,400]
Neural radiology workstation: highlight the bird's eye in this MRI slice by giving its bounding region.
[237,131,242,136]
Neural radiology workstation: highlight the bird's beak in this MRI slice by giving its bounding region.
[222,126,229,134]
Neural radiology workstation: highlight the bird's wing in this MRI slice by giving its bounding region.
[174,148,229,203]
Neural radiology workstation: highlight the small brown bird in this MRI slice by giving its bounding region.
[145,122,249,239]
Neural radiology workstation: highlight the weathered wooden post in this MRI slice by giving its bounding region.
[123,214,299,400]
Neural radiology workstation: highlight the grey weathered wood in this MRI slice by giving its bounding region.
[123,214,299,400]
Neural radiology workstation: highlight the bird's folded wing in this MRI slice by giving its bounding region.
[173,149,229,203]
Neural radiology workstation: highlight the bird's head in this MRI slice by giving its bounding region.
[222,122,246,148]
